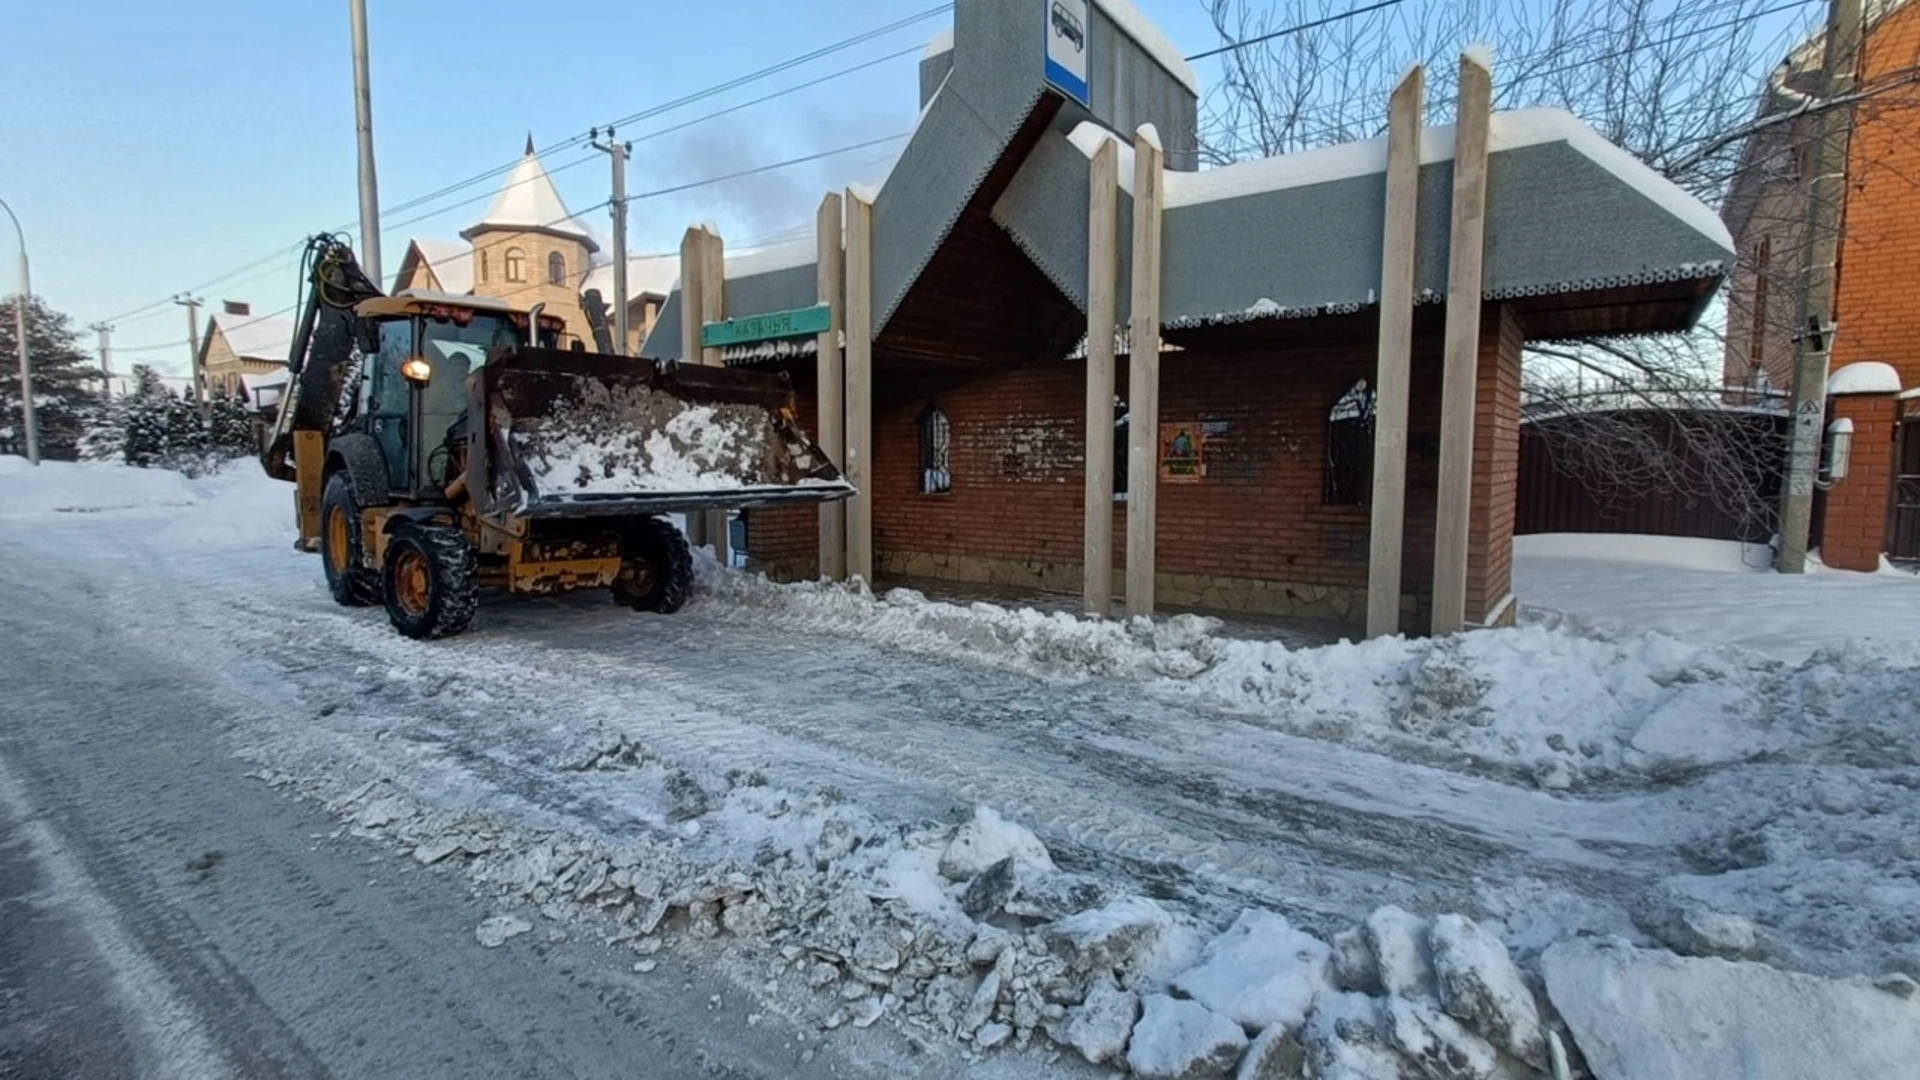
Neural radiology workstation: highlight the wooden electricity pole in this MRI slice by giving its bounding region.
[1778,0,1863,574]
[816,192,847,581]
[843,190,875,585]
[1123,127,1165,620]
[1083,140,1120,617]
[1366,65,1424,639]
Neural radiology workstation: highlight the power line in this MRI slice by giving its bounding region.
[1184,0,1408,62]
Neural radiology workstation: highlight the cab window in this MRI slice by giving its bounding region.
[369,318,414,418]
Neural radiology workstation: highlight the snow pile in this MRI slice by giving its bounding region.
[156,463,296,549]
[0,457,200,516]
[514,382,795,496]
[694,561,1920,789]
[1543,938,1920,1080]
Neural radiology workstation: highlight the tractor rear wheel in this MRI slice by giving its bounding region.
[612,517,693,614]
[320,472,376,606]
[381,524,479,639]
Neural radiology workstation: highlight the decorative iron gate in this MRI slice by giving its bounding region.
[1893,399,1920,564]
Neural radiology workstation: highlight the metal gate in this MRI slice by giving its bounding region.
[1893,399,1920,564]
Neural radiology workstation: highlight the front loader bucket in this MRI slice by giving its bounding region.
[475,348,854,519]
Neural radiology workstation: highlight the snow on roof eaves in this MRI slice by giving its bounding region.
[409,237,473,294]
[1094,0,1198,94]
[727,236,817,278]
[212,314,298,363]
[1067,108,1734,250]
[923,27,954,59]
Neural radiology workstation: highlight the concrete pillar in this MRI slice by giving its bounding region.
[1083,140,1120,618]
[1123,126,1165,620]
[700,228,728,563]
[843,189,875,585]
[1366,65,1424,639]
[1825,388,1901,571]
[815,192,848,581]
[1432,51,1493,635]
[678,227,708,549]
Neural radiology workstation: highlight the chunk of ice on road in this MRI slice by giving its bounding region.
[938,805,1054,881]
[1365,906,1435,1000]
[1430,914,1545,1066]
[475,915,532,948]
[1172,908,1331,1034]
[1058,976,1140,1065]
[1125,993,1247,1080]
[1542,938,1920,1080]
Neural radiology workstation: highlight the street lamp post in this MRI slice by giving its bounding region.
[0,197,36,465]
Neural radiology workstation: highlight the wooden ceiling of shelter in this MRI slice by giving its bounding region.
[1503,277,1722,340]
[875,98,1085,376]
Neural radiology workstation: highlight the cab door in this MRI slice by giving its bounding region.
[367,317,415,492]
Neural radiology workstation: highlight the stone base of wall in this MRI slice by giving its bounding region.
[877,549,1382,624]
[745,553,819,583]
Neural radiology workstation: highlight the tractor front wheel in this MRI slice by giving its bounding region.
[612,517,693,614]
[320,472,376,606]
[381,524,479,639]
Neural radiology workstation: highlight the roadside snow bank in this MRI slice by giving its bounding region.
[0,457,199,515]
[694,561,1920,788]
[157,463,296,549]
[1543,938,1920,1080]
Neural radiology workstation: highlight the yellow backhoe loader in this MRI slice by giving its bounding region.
[261,235,851,639]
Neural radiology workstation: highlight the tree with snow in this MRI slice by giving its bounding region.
[0,293,105,460]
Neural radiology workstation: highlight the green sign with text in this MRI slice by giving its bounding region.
[700,304,832,348]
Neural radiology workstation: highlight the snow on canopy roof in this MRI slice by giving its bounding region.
[1094,0,1198,94]
[581,253,680,303]
[461,148,601,251]
[1828,361,1903,395]
[407,237,472,294]
[922,27,953,59]
[210,313,297,364]
[1066,109,1733,250]
[728,235,818,278]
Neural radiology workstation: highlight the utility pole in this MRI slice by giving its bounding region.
[89,322,114,400]
[1,197,36,464]
[348,0,383,285]
[175,294,207,421]
[591,126,633,354]
[1779,0,1862,573]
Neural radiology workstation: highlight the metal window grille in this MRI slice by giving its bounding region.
[918,406,952,494]
[1324,379,1376,505]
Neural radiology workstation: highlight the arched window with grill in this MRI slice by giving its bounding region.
[548,251,566,285]
[504,247,526,282]
[1323,378,1376,505]
[918,405,951,494]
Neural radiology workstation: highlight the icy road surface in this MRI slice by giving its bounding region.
[3,461,1917,1075]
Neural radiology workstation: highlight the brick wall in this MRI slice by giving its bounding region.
[1467,307,1524,625]
[1823,391,1900,571]
[1833,2,1920,389]
[747,307,1524,628]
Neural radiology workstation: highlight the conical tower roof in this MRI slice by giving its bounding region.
[461,139,600,252]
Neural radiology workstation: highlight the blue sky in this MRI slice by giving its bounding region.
[2,0,1224,375]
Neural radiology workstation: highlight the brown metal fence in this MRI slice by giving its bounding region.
[1516,408,1789,543]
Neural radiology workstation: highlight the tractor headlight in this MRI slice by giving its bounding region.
[400,356,433,385]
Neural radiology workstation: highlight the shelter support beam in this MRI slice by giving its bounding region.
[700,228,728,564]
[1367,65,1424,639]
[844,189,875,585]
[816,192,848,581]
[678,228,710,548]
[1432,51,1492,635]
[1123,127,1165,620]
[1083,141,1120,618]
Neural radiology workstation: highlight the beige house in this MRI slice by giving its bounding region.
[198,310,297,397]
[392,139,674,351]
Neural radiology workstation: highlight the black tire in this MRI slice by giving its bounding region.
[381,524,479,639]
[319,472,376,606]
[612,517,694,614]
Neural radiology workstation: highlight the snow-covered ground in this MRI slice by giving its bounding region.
[1516,532,1920,665]
[4,458,1917,1078]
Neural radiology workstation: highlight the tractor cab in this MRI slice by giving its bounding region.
[350,292,567,500]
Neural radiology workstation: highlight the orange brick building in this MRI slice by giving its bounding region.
[1724,0,1920,568]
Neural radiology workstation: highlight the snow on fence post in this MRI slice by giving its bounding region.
[816,192,848,582]
[1084,139,1120,618]
[1124,124,1165,620]
[1367,64,1424,640]
[1432,50,1493,635]
[844,189,875,586]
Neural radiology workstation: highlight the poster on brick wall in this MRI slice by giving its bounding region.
[1159,422,1205,483]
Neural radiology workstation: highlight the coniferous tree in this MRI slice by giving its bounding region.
[0,294,104,459]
